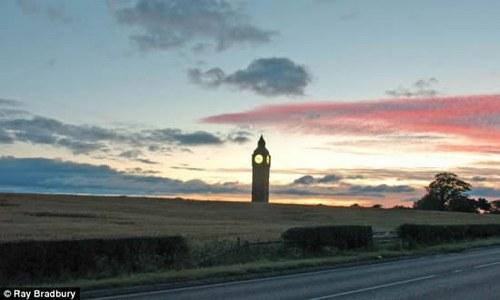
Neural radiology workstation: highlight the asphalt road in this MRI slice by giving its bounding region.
[91,246,500,300]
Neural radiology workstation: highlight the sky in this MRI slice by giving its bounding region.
[1,0,500,207]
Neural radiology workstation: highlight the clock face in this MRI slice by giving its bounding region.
[254,154,263,164]
[266,155,270,164]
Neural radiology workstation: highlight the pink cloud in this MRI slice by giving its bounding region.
[201,94,500,151]
[439,145,500,154]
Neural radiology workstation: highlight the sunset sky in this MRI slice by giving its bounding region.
[1,0,500,207]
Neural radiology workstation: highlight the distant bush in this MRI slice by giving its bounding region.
[282,225,373,251]
[398,224,500,247]
[0,236,188,284]
[392,205,411,210]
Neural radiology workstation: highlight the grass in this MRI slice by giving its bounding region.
[2,193,500,242]
[3,193,500,291]
[23,212,98,218]
[49,237,500,292]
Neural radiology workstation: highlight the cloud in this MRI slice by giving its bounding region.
[293,174,343,185]
[133,158,158,165]
[348,184,415,194]
[385,78,439,98]
[202,94,500,153]
[293,175,315,185]
[0,98,21,106]
[119,149,143,159]
[0,116,119,153]
[0,107,249,159]
[318,174,343,183]
[439,145,500,155]
[471,176,488,182]
[0,156,423,200]
[56,138,106,155]
[470,187,500,198]
[171,165,206,171]
[286,173,416,198]
[189,68,225,87]
[189,57,311,97]
[126,167,160,175]
[0,129,14,143]
[114,0,276,52]
[222,165,500,186]
[171,131,222,145]
[144,128,223,145]
[215,165,500,200]
[118,149,158,165]
[227,130,252,144]
[272,187,326,196]
[17,0,71,24]
[0,156,245,195]
[0,98,28,121]
[273,182,415,199]
[0,116,113,153]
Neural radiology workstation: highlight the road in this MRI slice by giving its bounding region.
[90,246,500,300]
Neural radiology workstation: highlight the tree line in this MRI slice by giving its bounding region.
[414,172,500,214]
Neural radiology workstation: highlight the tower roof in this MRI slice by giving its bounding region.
[258,135,265,147]
[254,135,269,155]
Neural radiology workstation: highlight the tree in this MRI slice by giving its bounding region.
[489,200,500,214]
[414,172,473,211]
[447,195,478,213]
[477,198,491,211]
[413,193,440,210]
[492,200,500,209]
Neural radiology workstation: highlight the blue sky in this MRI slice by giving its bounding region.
[2,0,500,206]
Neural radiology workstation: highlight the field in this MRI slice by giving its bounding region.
[2,193,500,242]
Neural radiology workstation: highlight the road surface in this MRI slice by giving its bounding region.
[90,246,500,300]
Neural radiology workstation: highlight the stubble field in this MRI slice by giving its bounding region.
[2,193,500,242]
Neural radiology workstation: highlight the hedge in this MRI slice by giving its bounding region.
[398,224,500,247]
[0,236,188,284]
[282,225,373,251]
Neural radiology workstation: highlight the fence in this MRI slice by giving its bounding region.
[372,231,399,243]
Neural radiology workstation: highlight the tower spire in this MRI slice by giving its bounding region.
[258,135,265,147]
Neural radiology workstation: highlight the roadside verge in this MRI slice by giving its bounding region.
[74,237,500,299]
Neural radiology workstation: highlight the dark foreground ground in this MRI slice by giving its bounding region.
[88,246,500,300]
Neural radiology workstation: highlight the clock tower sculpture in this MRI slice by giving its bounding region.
[252,135,270,203]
